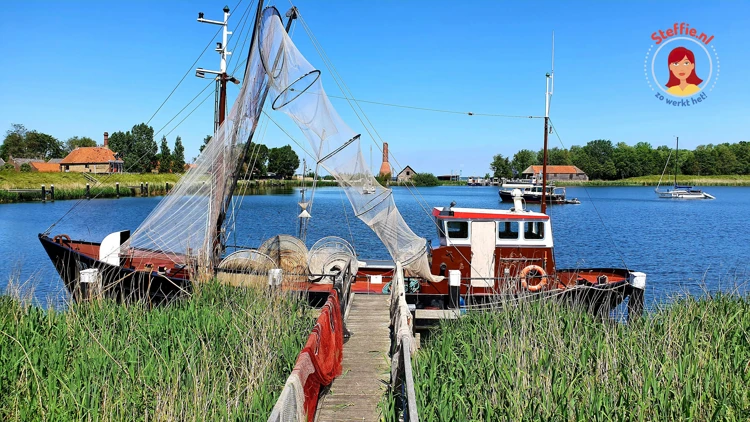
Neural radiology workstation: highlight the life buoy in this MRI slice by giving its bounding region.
[53,234,72,245]
[520,265,547,292]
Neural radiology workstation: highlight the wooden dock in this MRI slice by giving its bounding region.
[315,294,391,422]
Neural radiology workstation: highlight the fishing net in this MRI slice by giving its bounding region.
[259,10,441,282]
[119,10,269,273]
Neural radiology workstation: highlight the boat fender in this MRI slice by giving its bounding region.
[520,265,547,292]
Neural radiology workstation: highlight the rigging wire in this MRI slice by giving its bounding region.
[145,0,245,126]
[548,118,630,271]
[154,80,214,138]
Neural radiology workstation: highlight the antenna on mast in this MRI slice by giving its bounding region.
[541,31,554,213]
[196,6,240,132]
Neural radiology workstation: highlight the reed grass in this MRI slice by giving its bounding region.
[0,282,313,420]
[392,295,750,421]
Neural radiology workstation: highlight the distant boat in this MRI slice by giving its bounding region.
[655,137,714,200]
[499,185,572,204]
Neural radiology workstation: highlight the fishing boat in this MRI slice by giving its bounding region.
[39,4,644,319]
[655,137,715,199]
[498,184,573,203]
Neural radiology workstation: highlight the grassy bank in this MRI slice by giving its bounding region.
[557,174,750,186]
[394,295,750,421]
[0,283,313,420]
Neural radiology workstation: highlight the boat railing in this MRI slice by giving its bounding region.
[390,261,420,421]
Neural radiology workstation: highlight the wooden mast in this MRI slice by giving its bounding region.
[211,5,298,266]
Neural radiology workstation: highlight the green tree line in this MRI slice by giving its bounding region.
[0,123,186,174]
[199,136,300,179]
[491,140,750,180]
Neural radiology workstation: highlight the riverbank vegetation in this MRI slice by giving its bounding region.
[557,174,750,186]
[492,140,750,181]
[393,295,750,421]
[0,283,312,420]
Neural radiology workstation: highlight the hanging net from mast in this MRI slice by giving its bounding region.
[119,20,268,272]
[259,11,441,282]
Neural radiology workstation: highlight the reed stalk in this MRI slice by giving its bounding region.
[0,282,313,420]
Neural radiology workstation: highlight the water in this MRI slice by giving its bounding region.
[1,186,748,308]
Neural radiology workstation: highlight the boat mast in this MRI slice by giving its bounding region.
[211,5,299,266]
[196,6,240,130]
[541,33,554,214]
[674,136,679,187]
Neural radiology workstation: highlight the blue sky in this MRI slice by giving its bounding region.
[1,1,748,176]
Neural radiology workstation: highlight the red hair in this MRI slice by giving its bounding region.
[666,47,703,87]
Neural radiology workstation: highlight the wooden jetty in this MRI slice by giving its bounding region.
[315,294,391,421]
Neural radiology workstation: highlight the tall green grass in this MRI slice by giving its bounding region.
[394,296,750,421]
[0,282,313,420]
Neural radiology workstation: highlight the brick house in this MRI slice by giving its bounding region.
[521,165,588,182]
[59,132,124,174]
[397,165,416,182]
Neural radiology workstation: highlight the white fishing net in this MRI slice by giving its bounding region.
[259,11,441,282]
[120,14,269,271]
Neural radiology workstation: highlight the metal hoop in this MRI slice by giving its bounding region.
[272,69,321,110]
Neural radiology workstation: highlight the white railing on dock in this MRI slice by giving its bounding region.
[390,262,419,421]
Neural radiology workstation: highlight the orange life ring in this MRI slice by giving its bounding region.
[53,234,72,245]
[520,265,547,292]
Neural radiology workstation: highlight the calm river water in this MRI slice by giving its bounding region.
[1,186,748,309]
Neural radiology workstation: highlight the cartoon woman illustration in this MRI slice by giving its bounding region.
[665,46,703,96]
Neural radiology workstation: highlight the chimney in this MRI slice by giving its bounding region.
[103,132,109,148]
[378,142,392,177]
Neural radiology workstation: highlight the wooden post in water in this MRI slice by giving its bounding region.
[166,182,170,192]
[145,182,149,196]
[140,182,144,196]
[50,184,55,201]
[115,182,120,198]
[86,183,90,199]
[41,185,46,202]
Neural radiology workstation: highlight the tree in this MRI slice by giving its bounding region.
[26,131,64,160]
[106,124,157,173]
[158,136,172,173]
[511,149,537,176]
[411,173,439,186]
[172,136,186,173]
[1,124,29,160]
[20,163,32,172]
[490,153,512,178]
[246,143,269,178]
[65,136,97,154]
[0,124,63,160]
[1,163,14,172]
[537,147,573,166]
[199,135,212,153]
[268,145,299,179]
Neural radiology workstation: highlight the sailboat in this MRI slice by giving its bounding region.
[655,137,715,199]
[39,4,646,319]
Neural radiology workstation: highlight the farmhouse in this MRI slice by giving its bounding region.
[59,132,123,174]
[521,165,588,182]
[397,165,416,182]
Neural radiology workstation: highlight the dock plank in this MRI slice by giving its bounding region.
[316,294,391,422]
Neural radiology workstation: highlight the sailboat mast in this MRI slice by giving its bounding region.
[674,136,679,187]
[541,34,554,214]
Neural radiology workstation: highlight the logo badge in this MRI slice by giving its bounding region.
[645,23,719,106]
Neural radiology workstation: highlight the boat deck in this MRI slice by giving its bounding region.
[315,294,391,421]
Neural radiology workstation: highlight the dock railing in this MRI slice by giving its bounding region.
[267,262,354,422]
[390,261,419,421]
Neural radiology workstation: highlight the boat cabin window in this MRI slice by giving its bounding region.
[446,221,469,239]
[524,222,545,240]
[497,221,519,239]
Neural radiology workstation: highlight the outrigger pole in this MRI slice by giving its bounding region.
[541,33,554,214]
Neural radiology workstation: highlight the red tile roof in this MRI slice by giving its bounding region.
[523,165,584,174]
[30,162,61,172]
[60,147,121,164]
